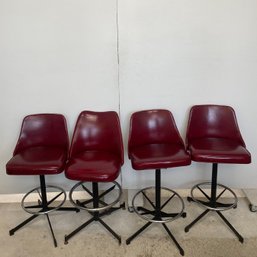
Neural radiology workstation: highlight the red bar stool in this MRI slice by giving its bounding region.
[126,110,191,256]
[6,114,78,247]
[64,111,124,244]
[184,105,251,243]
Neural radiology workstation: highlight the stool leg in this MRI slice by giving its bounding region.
[162,223,184,256]
[92,182,121,244]
[185,209,210,232]
[156,169,184,256]
[64,217,95,244]
[127,169,185,255]
[45,214,57,247]
[10,175,77,247]
[216,211,244,243]
[9,214,39,235]
[65,182,122,244]
[186,163,243,243]
[98,218,121,244]
[126,221,152,245]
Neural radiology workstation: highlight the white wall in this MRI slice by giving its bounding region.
[0,0,119,193]
[119,0,257,189]
[0,0,257,194]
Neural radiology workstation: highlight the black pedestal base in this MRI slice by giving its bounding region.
[126,169,185,256]
[64,181,123,244]
[9,175,78,247]
[185,163,243,243]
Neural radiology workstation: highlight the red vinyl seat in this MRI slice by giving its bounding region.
[65,151,121,182]
[126,110,191,256]
[186,105,251,164]
[64,111,124,244]
[189,138,250,163]
[6,114,68,176]
[6,114,77,247]
[184,105,251,243]
[130,143,191,170]
[7,146,67,175]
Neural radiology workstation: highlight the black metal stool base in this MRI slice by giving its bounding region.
[9,213,59,247]
[189,182,238,212]
[185,163,243,243]
[9,214,38,236]
[65,181,123,244]
[64,211,122,245]
[126,169,185,256]
[126,220,184,256]
[9,175,79,247]
[136,206,187,219]
[132,186,186,223]
[184,208,243,243]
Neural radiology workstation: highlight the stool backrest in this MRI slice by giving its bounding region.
[69,111,124,164]
[186,105,246,147]
[128,109,185,157]
[13,114,69,155]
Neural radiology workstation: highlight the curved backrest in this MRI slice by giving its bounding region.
[69,111,124,164]
[186,105,246,146]
[13,114,69,155]
[128,109,185,156]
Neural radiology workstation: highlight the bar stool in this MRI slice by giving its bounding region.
[126,110,191,256]
[184,105,251,243]
[64,111,124,244]
[6,114,78,247]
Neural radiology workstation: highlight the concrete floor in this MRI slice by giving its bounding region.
[1,197,257,257]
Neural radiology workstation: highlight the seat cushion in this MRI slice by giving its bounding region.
[65,151,122,182]
[6,146,67,175]
[129,143,191,170]
[189,138,251,164]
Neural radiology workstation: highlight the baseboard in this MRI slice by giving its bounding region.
[0,188,245,203]
[0,191,91,203]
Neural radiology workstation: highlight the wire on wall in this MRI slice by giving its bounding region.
[116,0,123,189]
[116,0,120,117]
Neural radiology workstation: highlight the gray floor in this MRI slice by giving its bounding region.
[1,197,257,257]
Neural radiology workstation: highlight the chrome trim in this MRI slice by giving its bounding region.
[69,181,122,212]
[132,186,185,223]
[21,185,66,215]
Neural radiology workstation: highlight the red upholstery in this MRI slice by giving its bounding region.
[6,114,69,175]
[186,105,251,164]
[128,110,191,170]
[65,111,124,182]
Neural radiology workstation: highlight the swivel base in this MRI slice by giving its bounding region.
[189,182,238,211]
[132,186,186,223]
[64,207,122,245]
[185,163,243,243]
[10,213,59,247]
[65,181,123,244]
[69,181,122,212]
[126,169,185,256]
[126,220,185,256]
[9,175,78,247]
[184,206,244,243]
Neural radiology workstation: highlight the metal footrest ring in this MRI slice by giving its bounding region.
[132,186,185,223]
[69,181,122,212]
[190,182,238,211]
[21,185,66,215]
